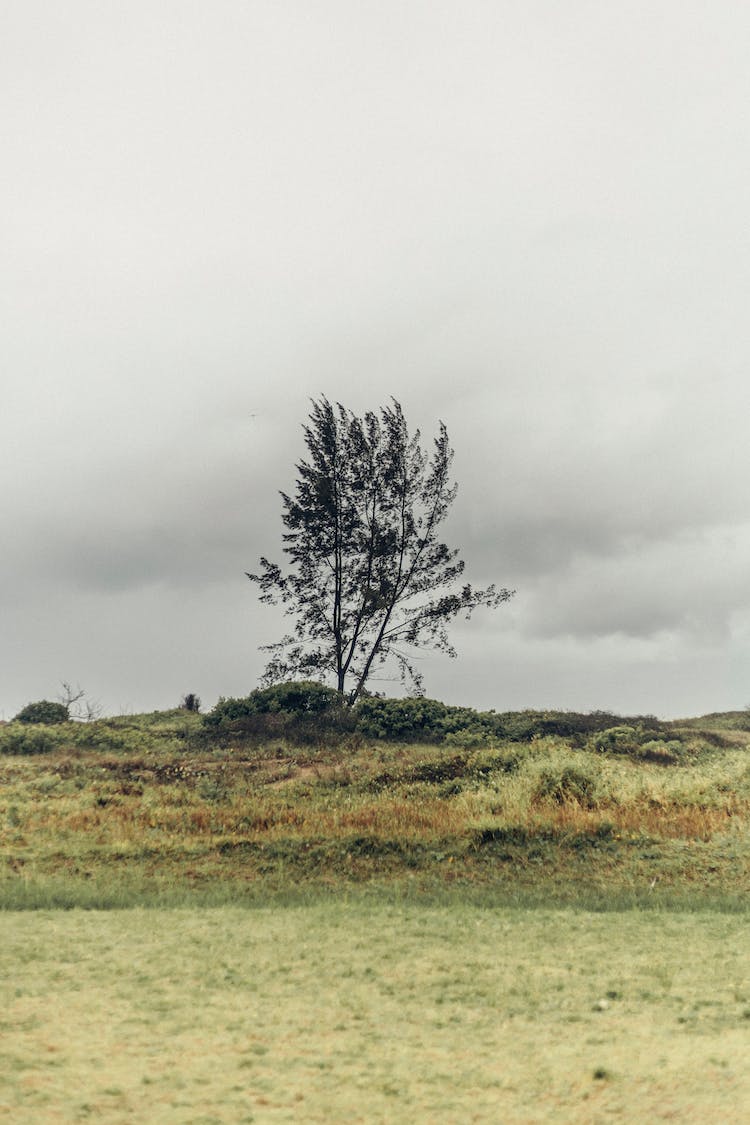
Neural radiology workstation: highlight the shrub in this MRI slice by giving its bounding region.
[203,689,667,750]
[249,681,341,714]
[204,696,254,726]
[408,755,469,783]
[203,681,354,745]
[354,700,661,744]
[354,696,450,741]
[589,726,642,756]
[534,765,598,806]
[180,693,201,713]
[487,710,662,742]
[0,725,58,755]
[13,700,69,725]
[638,739,683,765]
[205,681,340,727]
[442,727,493,748]
[355,698,515,744]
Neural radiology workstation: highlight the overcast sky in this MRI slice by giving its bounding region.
[4,1,750,719]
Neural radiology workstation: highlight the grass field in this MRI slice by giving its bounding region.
[2,706,750,1120]
[3,902,750,1123]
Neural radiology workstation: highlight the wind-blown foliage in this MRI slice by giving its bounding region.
[247,397,513,703]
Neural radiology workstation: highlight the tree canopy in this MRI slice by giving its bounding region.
[247,396,513,704]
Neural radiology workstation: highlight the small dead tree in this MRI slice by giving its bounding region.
[58,682,102,721]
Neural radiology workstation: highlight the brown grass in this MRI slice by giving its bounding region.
[3,726,750,901]
[540,799,745,840]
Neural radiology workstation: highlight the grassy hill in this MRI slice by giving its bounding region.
[2,701,749,910]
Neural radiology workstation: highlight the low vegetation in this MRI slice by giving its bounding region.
[2,689,749,908]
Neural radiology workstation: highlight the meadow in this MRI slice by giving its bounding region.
[2,701,750,1120]
[2,904,750,1123]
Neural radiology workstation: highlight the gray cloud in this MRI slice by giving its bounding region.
[3,2,750,718]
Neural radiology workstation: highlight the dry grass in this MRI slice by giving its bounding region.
[532,800,742,840]
[2,719,750,905]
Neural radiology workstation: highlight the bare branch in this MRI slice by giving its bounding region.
[58,681,102,721]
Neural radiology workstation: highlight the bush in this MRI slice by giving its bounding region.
[202,681,355,745]
[13,700,69,725]
[0,724,58,755]
[204,689,667,750]
[442,727,493,748]
[249,681,341,714]
[408,754,469,783]
[205,681,341,727]
[491,710,661,742]
[589,726,642,756]
[534,765,598,806]
[354,697,450,741]
[353,700,658,745]
[203,696,255,726]
[638,739,683,765]
[353,699,660,744]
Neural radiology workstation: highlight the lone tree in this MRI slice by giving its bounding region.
[247,397,513,705]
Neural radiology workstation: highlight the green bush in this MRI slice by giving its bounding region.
[353,699,658,745]
[202,682,356,746]
[408,754,469,783]
[589,726,642,756]
[588,724,703,762]
[13,700,68,725]
[205,681,341,728]
[354,697,509,742]
[67,726,135,753]
[203,696,255,726]
[249,681,341,714]
[492,710,661,742]
[204,688,667,750]
[534,765,598,806]
[354,697,450,741]
[0,724,58,755]
[638,739,683,765]
[442,727,493,748]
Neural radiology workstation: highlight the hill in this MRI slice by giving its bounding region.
[1,703,749,909]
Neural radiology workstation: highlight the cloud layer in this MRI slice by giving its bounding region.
[3,3,750,718]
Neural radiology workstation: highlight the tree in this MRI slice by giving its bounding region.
[58,681,102,721]
[247,397,513,705]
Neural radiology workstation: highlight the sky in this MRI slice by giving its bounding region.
[4,1,750,720]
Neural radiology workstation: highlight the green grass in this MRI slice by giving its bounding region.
[2,903,750,1122]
